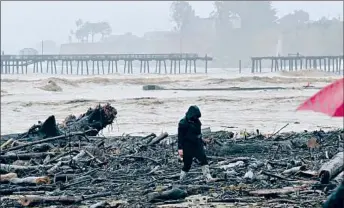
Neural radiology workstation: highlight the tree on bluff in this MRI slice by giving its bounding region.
[212,1,277,31]
[72,20,112,43]
[210,1,278,65]
[278,10,310,31]
[94,22,112,41]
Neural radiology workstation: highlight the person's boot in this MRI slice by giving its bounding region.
[202,165,215,182]
[179,170,187,182]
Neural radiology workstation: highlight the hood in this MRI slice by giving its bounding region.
[186,105,201,120]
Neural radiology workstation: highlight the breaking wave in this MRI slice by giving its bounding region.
[206,76,337,85]
[38,80,63,92]
[1,69,340,89]
[1,89,9,97]
[279,69,340,78]
[4,94,311,108]
[45,77,79,87]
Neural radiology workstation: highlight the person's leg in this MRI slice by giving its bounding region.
[194,145,214,182]
[180,146,193,181]
[194,144,208,166]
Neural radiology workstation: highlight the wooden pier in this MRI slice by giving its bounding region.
[251,55,344,73]
[0,53,212,75]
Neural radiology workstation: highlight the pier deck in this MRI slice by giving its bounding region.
[0,53,212,75]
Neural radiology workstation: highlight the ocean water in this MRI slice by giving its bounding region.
[1,66,343,137]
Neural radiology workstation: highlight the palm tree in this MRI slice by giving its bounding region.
[75,19,83,28]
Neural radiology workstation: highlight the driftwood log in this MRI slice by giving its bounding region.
[6,176,50,185]
[89,201,109,208]
[147,188,187,202]
[47,161,63,174]
[18,195,83,206]
[147,132,169,146]
[333,171,344,184]
[0,152,56,161]
[0,163,52,173]
[282,165,307,175]
[0,172,18,182]
[208,197,264,203]
[249,186,308,197]
[319,152,344,184]
[0,173,49,185]
[0,186,56,195]
[0,138,14,150]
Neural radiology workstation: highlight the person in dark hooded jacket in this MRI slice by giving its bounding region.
[322,180,344,208]
[177,105,214,182]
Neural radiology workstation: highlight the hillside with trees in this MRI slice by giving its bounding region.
[169,1,343,66]
[63,1,342,67]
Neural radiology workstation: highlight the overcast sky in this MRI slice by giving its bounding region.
[1,1,343,54]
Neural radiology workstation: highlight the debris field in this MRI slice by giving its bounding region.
[1,104,343,207]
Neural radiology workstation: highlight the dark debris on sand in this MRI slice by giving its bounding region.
[0,105,343,207]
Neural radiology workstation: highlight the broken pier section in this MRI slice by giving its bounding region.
[251,55,343,73]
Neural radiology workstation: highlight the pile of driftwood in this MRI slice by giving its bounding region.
[1,106,343,207]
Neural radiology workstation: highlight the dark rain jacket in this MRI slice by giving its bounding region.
[323,181,344,208]
[177,105,203,149]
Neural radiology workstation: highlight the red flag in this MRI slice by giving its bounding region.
[297,78,344,117]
